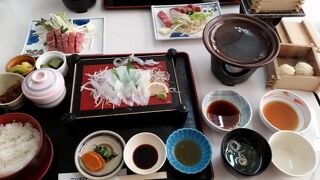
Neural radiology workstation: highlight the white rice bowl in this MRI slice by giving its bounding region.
[0,122,41,177]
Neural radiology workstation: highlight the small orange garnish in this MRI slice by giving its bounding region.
[81,151,105,171]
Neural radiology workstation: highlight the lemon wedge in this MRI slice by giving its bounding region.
[147,82,169,96]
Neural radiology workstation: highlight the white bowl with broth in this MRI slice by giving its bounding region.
[201,90,252,133]
[259,89,311,132]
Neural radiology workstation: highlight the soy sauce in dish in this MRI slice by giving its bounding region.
[174,140,201,166]
[263,101,298,130]
[207,100,240,129]
[133,144,158,169]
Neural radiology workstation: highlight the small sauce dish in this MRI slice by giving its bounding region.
[35,51,68,77]
[259,89,311,132]
[202,90,252,133]
[123,132,166,175]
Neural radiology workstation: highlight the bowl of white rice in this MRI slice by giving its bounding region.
[0,113,46,179]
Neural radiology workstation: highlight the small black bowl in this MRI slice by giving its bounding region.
[221,128,271,176]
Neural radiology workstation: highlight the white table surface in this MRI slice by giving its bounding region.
[0,0,320,179]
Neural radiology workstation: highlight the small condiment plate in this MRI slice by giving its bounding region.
[123,132,166,175]
[74,130,125,180]
[21,17,104,57]
[151,2,221,40]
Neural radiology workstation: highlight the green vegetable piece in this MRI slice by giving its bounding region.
[48,58,63,69]
[94,145,117,161]
[40,64,50,68]
[8,65,29,76]
[126,61,135,72]
[156,92,167,100]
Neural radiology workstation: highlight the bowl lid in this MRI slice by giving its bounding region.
[203,13,280,68]
[22,68,65,99]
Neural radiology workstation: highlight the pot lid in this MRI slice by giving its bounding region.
[203,13,280,68]
[22,68,65,99]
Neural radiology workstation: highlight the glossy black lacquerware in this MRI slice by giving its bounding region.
[203,14,280,86]
[1,50,213,179]
[221,128,272,176]
[62,0,96,13]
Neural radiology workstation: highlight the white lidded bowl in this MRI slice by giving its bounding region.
[0,72,25,110]
[22,68,66,108]
[201,89,252,133]
[259,89,311,132]
[74,130,125,180]
[269,131,318,177]
[123,132,166,175]
[36,51,68,77]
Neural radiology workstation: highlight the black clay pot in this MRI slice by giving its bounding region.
[62,0,96,13]
[203,14,280,86]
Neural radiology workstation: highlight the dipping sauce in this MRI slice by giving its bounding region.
[133,144,158,169]
[224,139,262,174]
[174,140,201,166]
[207,100,240,129]
[263,101,298,130]
[213,22,269,63]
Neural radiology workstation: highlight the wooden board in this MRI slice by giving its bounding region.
[266,44,320,93]
[276,20,320,52]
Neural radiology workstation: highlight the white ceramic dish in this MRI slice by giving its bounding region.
[22,68,66,108]
[21,17,104,57]
[74,130,125,180]
[269,131,318,177]
[123,132,166,175]
[201,89,252,133]
[35,51,68,77]
[259,89,311,132]
[151,2,221,40]
[0,72,25,110]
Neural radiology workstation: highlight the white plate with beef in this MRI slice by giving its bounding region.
[21,13,104,57]
[151,2,221,40]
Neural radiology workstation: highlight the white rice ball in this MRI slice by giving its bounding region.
[278,64,295,75]
[295,62,314,76]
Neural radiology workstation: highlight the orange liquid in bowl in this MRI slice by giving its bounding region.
[263,101,298,130]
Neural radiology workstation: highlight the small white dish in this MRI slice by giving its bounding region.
[123,132,166,175]
[74,130,125,180]
[269,131,318,177]
[151,2,221,40]
[35,51,68,77]
[259,89,311,132]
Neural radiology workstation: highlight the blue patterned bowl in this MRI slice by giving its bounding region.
[202,90,252,133]
[166,128,212,174]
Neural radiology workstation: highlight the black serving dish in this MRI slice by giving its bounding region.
[103,0,240,9]
[0,50,214,179]
[221,128,272,177]
[240,0,305,26]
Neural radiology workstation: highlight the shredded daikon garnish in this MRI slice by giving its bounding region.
[81,66,151,108]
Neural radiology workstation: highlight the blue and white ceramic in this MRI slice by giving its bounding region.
[202,89,252,133]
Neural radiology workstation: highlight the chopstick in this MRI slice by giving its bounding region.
[110,171,167,180]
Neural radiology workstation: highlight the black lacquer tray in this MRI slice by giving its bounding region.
[0,50,214,180]
[103,0,240,9]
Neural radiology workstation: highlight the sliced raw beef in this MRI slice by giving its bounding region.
[46,30,56,51]
[61,33,70,53]
[68,32,76,53]
[157,11,172,28]
[75,32,84,53]
[54,29,63,51]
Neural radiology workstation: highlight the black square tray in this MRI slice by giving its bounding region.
[0,50,214,179]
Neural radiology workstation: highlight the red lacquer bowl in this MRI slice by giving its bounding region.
[0,113,52,179]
